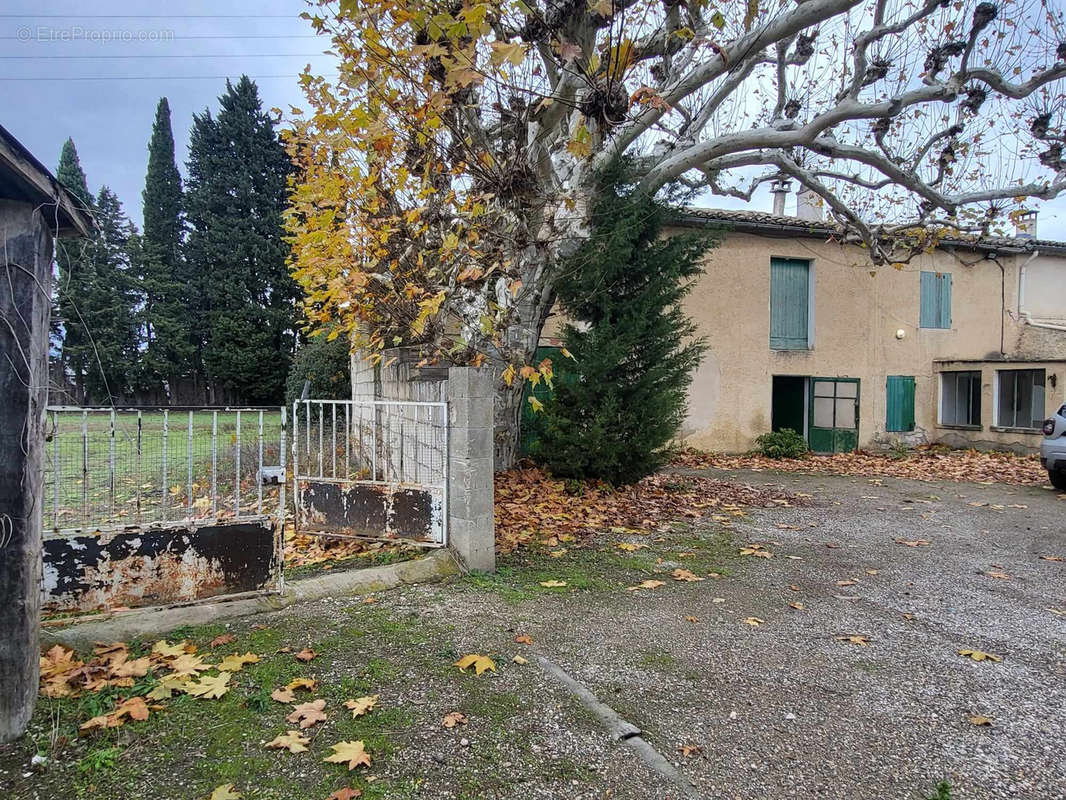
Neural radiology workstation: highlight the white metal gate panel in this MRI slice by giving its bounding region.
[292,399,447,546]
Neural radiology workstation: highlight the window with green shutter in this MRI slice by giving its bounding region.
[886,375,916,432]
[919,271,951,329]
[770,257,811,350]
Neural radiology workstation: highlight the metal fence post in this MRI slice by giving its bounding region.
[187,410,194,518]
[257,409,264,516]
[162,409,169,523]
[211,411,218,519]
[108,408,116,524]
[235,409,242,517]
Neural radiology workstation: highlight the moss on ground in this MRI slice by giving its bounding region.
[4,517,742,800]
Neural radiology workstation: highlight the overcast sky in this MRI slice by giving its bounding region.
[3,0,1065,242]
[0,0,336,227]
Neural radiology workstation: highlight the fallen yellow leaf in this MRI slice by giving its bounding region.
[626,579,666,591]
[671,569,704,582]
[324,740,372,770]
[287,698,328,728]
[442,711,468,728]
[208,785,242,800]
[271,688,296,703]
[266,730,310,753]
[218,652,260,672]
[958,648,1002,662]
[344,695,378,718]
[186,672,231,699]
[454,654,496,675]
[835,635,870,646]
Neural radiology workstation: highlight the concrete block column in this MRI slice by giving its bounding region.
[350,345,378,401]
[447,367,495,571]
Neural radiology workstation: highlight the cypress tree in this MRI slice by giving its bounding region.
[531,169,714,485]
[54,139,94,402]
[139,97,190,399]
[79,187,140,403]
[185,76,298,404]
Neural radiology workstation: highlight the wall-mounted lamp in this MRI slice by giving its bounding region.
[1050,374,1058,388]
[895,329,906,340]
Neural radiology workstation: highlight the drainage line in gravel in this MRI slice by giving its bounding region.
[535,655,701,799]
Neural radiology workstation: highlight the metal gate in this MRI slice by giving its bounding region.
[41,407,286,613]
[292,399,448,546]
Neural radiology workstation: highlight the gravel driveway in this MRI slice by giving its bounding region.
[5,468,1063,800]
[426,468,1066,800]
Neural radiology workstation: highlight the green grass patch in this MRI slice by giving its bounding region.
[636,648,677,671]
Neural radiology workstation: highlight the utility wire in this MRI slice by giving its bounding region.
[0,13,300,18]
[0,33,321,40]
[0,73,336,81]
[0,52,329,59]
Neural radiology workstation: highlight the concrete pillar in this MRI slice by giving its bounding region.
[447,367,495,572]
[0,201,53,742]
[350,345,378,401]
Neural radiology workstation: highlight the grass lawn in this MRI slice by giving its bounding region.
[45,410,285,532]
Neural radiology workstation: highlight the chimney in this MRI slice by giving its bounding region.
[1014,210,1037,239]
[770,179,791,216]
[796,188,823,221]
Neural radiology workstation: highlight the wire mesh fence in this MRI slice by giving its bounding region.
[44,407,286,534]
[292,399,447,488]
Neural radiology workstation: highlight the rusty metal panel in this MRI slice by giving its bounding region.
[41,521,279,613]
[298,480,441,542]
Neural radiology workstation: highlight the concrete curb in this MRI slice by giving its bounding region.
[535,655,700,798]
[42,549,460,649]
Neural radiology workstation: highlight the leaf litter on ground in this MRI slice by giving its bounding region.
[673,447,1045,486]
[494,467,805,553]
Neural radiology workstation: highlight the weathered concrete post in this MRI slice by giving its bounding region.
[0,201,55,742]
[0,125,91,742]
[447,367,495,572]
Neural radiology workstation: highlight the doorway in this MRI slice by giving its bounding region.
[772,376,808,438]
[808,377,860,453]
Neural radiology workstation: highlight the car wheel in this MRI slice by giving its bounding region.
[1049,470,1066,492]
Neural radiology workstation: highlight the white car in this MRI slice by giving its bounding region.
[1041,405,1066,491]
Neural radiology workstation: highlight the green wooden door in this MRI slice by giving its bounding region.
[808,378,860,453]
[885,376,916,432]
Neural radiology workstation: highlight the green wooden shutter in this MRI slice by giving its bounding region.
[920,271,951,328]
[770,258,810,349]
[886,375,916,432]
[938,273,952,328]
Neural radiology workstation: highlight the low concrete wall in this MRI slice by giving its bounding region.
[42,548,460,649]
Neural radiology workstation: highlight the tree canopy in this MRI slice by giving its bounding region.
[286,0,1066,463]
[186,76,299,404]
[139,97,191,395]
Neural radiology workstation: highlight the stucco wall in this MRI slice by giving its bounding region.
[934,359,1065,452]
[676,231,1065,452]
[536,227,1066,454]
[1020,254,1066,323]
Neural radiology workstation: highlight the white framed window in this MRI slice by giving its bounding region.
[940,371,981,427]
[995,369,1045,429]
